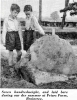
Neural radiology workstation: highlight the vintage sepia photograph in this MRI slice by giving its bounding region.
[0,0,77,89]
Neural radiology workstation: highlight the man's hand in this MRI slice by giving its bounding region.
[42,32,45,35]
[2,40,6,47]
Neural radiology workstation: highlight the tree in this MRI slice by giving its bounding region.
[50,11,60,27]
[50,11,60,22]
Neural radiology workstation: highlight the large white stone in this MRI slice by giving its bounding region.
[30,34,77,75]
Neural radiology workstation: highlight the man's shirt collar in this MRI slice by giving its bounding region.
[8,15,17,21]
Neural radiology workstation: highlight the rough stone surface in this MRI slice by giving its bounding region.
[29,34,77,75]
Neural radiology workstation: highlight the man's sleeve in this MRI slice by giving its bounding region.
[33,16,45,35]
[2,18,7,44]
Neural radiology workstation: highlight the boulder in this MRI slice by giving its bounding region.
[30,34,77,75]
[14,33,77,85]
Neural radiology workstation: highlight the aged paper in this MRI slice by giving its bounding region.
[0,0,77,100]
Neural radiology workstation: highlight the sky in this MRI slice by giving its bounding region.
[1,0,77,19]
